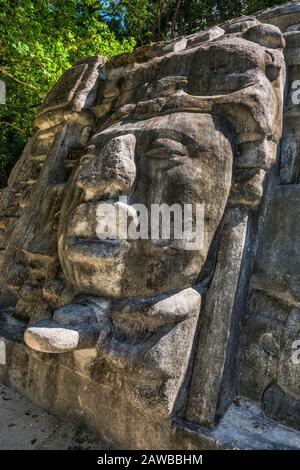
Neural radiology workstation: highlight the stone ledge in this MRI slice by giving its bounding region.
[2,335,300,450]
[175,399,300,450]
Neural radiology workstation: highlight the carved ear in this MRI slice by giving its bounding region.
[35,56,104,129]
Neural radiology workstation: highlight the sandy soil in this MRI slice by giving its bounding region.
[0,383,108,450]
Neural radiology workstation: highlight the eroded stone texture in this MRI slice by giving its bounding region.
[186,208,250,427]
[2,2,300,450]
[240,2,300,433]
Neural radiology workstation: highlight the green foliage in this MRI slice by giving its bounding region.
[0,0,135,187]
[0,0,292,187]
[106,0,290,42]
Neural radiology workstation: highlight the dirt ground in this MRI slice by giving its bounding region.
[0,383,108,450]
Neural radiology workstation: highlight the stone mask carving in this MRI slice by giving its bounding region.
[2,6,297,447]
[59,113,233,298]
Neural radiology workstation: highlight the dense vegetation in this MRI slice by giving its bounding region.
[0,0,288,186]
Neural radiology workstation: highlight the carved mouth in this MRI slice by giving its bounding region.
[65,238,129,262]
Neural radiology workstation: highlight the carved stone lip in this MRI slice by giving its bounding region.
[65,238,129,262]
[24,320,99,353]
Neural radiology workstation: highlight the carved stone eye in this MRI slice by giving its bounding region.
[145,139,188,159]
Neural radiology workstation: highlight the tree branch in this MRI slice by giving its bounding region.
[0,121,25,133]
[67,35,97,51]
[102,0,123,19]
[0,68,40,92]
[155,0,164,41]
[171,0,182,38]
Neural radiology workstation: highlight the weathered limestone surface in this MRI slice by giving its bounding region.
[186,208,250,427]
[1,1,300,450]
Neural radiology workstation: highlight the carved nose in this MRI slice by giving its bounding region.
[76,134,136,200]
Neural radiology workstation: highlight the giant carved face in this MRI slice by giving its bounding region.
[58,112,233,297]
